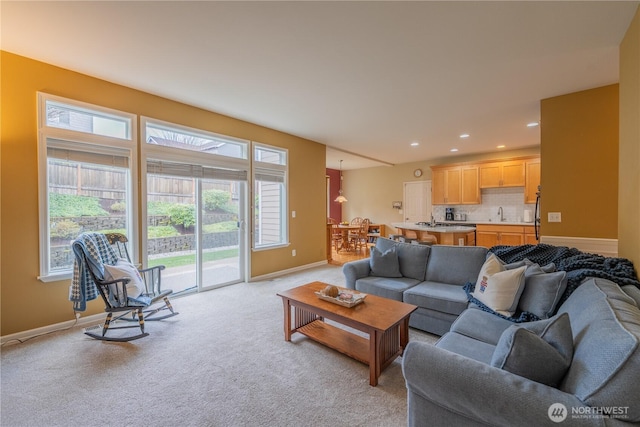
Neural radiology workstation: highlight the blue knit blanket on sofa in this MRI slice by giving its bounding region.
[463,243,640,322]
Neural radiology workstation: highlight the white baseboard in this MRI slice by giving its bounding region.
[539,235,618,257]
[3,260,331,345]
[1,312,105,346]
[250,260,329,282]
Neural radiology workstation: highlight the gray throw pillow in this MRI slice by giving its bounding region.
[370,246,402,278]
[501,258,556,273]
[502,259,527,270]
[491,313,573,387]
[519,265,568,319]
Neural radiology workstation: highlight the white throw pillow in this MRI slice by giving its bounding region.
[474,266,527,317]
[104,259,145,298]
[474,253,505,292]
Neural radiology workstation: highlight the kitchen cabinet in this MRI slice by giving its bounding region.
[432,167,460,204]
[461,166,480,204]
[432,165,479,205]
[476,224,526,248]
[524,226,538,245]
[479,160,526,188]
[525,159,541,204]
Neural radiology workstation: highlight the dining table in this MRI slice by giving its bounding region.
[335,224,361,252]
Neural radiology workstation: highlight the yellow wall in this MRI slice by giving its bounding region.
[619,6,640,266]
[0,52,327,336]
[341,147,540,234]
[540,84,619,239]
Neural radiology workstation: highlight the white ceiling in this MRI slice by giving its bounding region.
[2,1,638,170]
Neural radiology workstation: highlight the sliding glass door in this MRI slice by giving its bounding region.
[200,179,244,291]
[146,173,245,294]
[142,118,249,295]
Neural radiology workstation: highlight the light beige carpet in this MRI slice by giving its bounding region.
[1,264,438,427]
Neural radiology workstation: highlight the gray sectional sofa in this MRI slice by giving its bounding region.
[342,237,640,426]
[403,277,640,426]
[343,237,488,335]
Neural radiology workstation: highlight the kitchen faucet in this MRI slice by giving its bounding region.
[498,207,505,222]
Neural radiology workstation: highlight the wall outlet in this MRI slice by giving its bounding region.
[75,312,81,320]
[292,249,296,256]
[548,212,562,223]
[291,210,296,218]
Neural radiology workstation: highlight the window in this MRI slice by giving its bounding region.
[253,143,288,249]
[45,99,131,139]
[145,121,247,159]
[37,94,137,281]
[141,118,250,291]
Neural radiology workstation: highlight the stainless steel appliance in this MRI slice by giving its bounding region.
[454,212,466,221]
[445,208,454,221]
[534,185,541,240]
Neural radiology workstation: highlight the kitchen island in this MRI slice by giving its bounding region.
[391,222,477,246]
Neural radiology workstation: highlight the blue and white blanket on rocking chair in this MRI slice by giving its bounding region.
[70,233,118,311]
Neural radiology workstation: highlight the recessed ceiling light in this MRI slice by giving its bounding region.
[527,122,539,127]
[459,134,470,139]
[410,142,419,146]
[497,145,506,149]
[450,148,459,152]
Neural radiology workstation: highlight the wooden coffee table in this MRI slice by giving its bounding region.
[277,281,418,386]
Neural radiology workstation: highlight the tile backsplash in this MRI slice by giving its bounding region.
[432,187,535,223]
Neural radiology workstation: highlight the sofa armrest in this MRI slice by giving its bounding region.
[342,259,371,289]
[402,342,600,427]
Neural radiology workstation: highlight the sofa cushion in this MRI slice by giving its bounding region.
[518,266,567,319]
[435,332,496,364]
[473,266,526,317]
[449,308,514,346]
[355,276,420,301]
[557,278,640,422]
[403,282,469,316]
[369,246,402,278]
[425,245,488,285]
[490,313,573,387]
[376,237,431,281]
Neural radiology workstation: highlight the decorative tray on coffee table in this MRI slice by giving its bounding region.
[315,287,367,308]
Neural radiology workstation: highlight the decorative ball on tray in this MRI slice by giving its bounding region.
[323,285,339,298]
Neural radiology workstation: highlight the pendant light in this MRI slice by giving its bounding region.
[334,160,348,203]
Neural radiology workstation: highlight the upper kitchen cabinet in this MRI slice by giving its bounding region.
[479,160,526,188]
[461,165,480,204]
[432,165,480,205]
[525,159,541,204]
[432,167,461,204]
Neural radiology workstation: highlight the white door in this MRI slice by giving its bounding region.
[403,181,432,223]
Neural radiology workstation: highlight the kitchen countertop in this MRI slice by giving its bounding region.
[391,222,477,233]
[440,220,536,226]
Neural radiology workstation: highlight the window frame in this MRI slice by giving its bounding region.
[252,142,289,250]
[37,93,138,282]
[140,117,250,269]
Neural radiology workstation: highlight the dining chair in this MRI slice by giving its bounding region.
[349,218,370,253]
[327,218,343,252]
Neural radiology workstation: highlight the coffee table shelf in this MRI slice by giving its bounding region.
[298,319,369,365]
[277,281,417,386]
